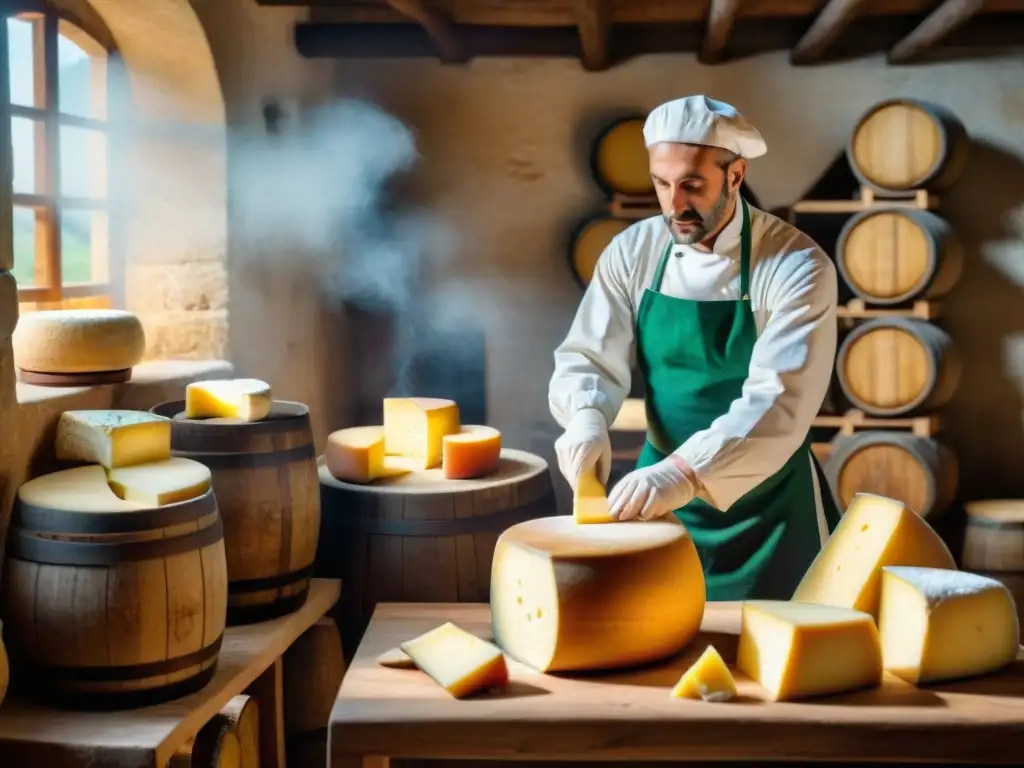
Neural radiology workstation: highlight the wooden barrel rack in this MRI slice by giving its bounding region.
[151,399,322,626]
[316,448,555,659]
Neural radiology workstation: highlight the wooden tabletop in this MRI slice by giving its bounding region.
[330,601,1024,764]
[0,578,340,768]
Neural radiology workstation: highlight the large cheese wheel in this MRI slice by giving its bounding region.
[12,309,146,374]
[490,515,705,672]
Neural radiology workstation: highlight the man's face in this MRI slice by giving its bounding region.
[649,143,745,245]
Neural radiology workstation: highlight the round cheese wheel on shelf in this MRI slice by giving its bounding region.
[490,515,706,672]
[12,308,146,376]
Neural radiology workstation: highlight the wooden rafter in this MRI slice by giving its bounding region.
[699,0,740,64]
[888,0,986,64]
[790,0,870,65]
[573,0,611,71]
[383,0,466,63]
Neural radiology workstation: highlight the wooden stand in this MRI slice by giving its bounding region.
[0,578,341,768]
[16,367,132,386]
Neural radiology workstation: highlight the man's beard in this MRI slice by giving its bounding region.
[665,179,733,246]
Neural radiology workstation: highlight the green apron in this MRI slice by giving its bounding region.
[634,198,841,601]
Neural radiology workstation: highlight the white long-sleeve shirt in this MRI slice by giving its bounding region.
[549,201,838,511]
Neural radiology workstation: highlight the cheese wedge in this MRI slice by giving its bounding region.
[442,425,501,479]
[879,566,1020,685]
[383,397,460,469]
[573,464,615,524]
[399,622,509,698]
[376,647,417,669]
[792,492,957,618]
[325,426,415,484]
[737,600,883,701]
[490,515,705,672]
[185,378,273,422]
[55,410,171,469]
[106,457,212,506]
[19,465,147,512]
[670,645,737,702]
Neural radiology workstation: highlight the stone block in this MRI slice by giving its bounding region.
[126,262,229,312]
[140,309,229,360]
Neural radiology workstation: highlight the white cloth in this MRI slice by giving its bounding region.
[548,202,838,512]
[643,95,767,158]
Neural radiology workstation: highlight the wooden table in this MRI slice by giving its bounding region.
[330,601,1024,766]
[0,578,340,768]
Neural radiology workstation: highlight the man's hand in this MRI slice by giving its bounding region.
[609,455,697,521]
[554,408,612,491]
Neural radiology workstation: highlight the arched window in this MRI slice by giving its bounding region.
[6,2,113,309]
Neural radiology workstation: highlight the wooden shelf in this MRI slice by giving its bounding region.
[812,409,940,438]
[611,398,647,432]
[609,194,659,219]
[836,298,940,320]
[791,187,937,214]
[0,578,341,768]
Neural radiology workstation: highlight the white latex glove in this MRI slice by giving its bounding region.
[608,455,697,521]
[554,408,612,490]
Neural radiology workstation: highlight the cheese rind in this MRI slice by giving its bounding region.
[399,622,509,698]
[325,426,415,484]
[490,515,706,672]
[185,378,273,422]
[879,566,1020,685]
[670,645,737,702]
[442,425,501,479]
[18,465,147,512]
[11,309,145,374]
[107,457,212,507]
[383,397,460,469]
[55,410,172,469]
[737,600,883,701]
[792,492,957,618]
[573,465,615,524]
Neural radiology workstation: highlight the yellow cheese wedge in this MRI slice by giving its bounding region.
[573,464,615,524]
[55,410,171,469]
[106,457,212,506]
[185,378,273,422]
[399,622,509,698]
[791,492,957,618]
[442,425,501,479]
[18,465,147,512]
[737,600,883,701]
[376,647,417,669]
[670,645,737,702]
[324,426,416,484]
[879,566,1020,685]
[383,397,460,469]
[490,515,706,672]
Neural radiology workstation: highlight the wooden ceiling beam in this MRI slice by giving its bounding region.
[790,0,870,65]
[699,0,741,64]
[383,0,467,63]
[888,0,985,63]
[573,0,612,71]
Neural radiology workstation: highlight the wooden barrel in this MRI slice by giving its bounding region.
[317,448,555,658]
[962,500,1024,573]
[284,618,347,768]
[835,317,961,417]
[591,116,652,197]
[1,487,227,709]
[825,432,957,520]
[151,399,321,626]
[835,208,964,305]
[170,709,241,768]
[847,99,971,193]
[220,695,260,768]
[569,216,631,287]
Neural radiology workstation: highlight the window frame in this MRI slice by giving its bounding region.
[5,0,116,307]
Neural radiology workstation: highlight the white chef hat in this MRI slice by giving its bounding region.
[643,95,767,158]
